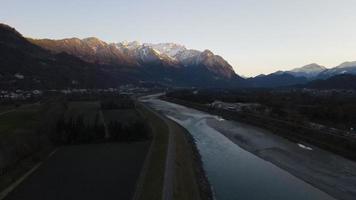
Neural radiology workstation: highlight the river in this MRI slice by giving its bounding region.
[140,94,356,200]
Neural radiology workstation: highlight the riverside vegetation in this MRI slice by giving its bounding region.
[165,89,356,161]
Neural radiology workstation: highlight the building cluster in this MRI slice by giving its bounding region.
[0,90,42,100]
[209,100,263,113]
[0,85,156,101]
[300,88,356,97]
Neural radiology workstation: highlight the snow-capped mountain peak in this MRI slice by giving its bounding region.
[117,40,141,50]
[290,63,326,73]
[317,61,356,79]
[143,43,186,58]
[336,61,356,68]
[286,63,326,78]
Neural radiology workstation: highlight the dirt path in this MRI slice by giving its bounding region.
[138,98,207,200]
[137,102,176,200]
[162,119,176,200]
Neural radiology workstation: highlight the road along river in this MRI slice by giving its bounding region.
[140,95,356,200]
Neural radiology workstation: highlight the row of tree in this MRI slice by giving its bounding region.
[55,114,150,144]
[54,114,105,144]
[100,97,135,110]
[167,89,356,130]
[108,120,150,142]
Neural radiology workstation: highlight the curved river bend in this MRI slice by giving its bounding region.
[141,96,340,200]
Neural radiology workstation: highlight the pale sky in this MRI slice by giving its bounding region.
[1,0,356,76]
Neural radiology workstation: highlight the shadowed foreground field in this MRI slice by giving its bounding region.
[4,142,150,200]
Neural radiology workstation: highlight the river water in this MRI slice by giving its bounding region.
[141,95,337,200]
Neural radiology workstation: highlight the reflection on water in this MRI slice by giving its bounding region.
[143,97,335,200]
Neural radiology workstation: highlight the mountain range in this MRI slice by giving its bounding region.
[1,23,356,90]
[31,38,236,79]
[248,62,356,88]
[29,37,241,86]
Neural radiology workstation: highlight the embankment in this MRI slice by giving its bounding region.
[136,102,213,200]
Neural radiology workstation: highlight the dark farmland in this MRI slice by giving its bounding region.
[4,142,150,200]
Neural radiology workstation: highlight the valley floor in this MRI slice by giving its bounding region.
[3,142,150,200]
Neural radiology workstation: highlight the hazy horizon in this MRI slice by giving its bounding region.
[2,0,356,76]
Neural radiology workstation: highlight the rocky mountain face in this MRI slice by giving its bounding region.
[30,38,238,80]
[28,37,137,66]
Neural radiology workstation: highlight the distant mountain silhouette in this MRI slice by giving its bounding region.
[305,74,356,90]
[246,73,308,88]
[0,23,120,89]
[247,62,356,88]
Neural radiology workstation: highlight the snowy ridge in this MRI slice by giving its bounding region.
[115,41,208,64]
[285,63,327,79]
[31,36,237,78]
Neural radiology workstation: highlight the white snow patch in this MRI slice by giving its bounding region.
[297,143,313,151]
[215,116,225,121]
[14,73,24,79]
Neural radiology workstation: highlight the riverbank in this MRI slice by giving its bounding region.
[167,117,214,200]
[160,96,356,200]
[131,103,168,200]
[162,96,356,161]
[138,99,213,200]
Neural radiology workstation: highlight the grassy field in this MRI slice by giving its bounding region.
[0,105,41,135]
[0,103,52,193]
[103,109,139,125]
[65,101,102,125]
[1,98,207,199]
[4,142,151,200]
[0,105,15,113]
[1,99,151,197]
